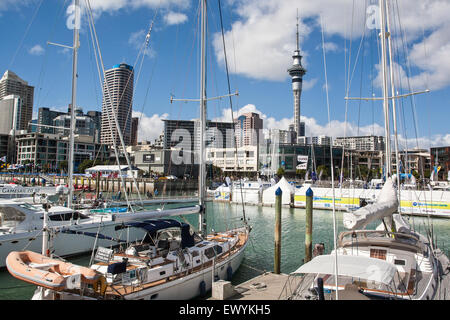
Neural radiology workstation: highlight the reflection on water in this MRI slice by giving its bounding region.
[1,201,449,299]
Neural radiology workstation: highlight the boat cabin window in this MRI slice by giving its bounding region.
[204,245,223,259]
[0,207,26,228]
[156,227,181,242]
[370,248,387,260]
[46,211,89,221]
[18,203,40,211]
[394,259,406,266]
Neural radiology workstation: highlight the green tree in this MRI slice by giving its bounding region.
[296,169,306,178]
[317,165,329,180]
[77,159,94,174]
[357,165,369,180]
[58,160,68,173]
[276,167,285,177]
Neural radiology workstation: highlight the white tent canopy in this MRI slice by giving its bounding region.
[262,176,295,205]
[292,254,397,286]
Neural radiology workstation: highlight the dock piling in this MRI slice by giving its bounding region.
[305,187,313,263]
[274,187,282,274]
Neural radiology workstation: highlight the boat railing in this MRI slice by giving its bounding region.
[338,230,422,250]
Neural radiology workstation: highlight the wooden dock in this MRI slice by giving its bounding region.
[209,272,302,300]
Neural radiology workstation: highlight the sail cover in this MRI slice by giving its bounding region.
[343,178,398,230]
[292,254,397,286]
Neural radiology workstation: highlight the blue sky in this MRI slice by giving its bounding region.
[0,0,449,149]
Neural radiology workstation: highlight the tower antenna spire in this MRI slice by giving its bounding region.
[296,8,299,51]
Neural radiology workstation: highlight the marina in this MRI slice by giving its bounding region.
[1,201,449,300]
[0,0,449,304]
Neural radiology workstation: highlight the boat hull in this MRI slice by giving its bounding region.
[0,222,147,268]
[58,235,249,300]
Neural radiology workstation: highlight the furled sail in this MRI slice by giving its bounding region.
[343,178,398,230]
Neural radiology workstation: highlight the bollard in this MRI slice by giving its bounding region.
[274,187,282,274]
[305,187,313,263]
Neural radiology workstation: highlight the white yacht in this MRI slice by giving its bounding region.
[0,199,201,268]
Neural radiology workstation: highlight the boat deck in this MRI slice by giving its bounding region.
[101,230,249,298]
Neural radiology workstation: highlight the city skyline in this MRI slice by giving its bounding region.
[0,0,448,150]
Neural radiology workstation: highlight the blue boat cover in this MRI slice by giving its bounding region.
[124,219,195,248]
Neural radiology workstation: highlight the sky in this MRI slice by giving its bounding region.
[0,0,449,150]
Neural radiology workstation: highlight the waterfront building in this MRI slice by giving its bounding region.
[15,132,109,171]
[297,135,332,146]
[334,135,385,152]
[163,119,235,163]
[37,107,66,133]
[53,108,97,138]
[101,63,134,146]
[430,146,450,180]
[0,134,12,163]
[259,143,342,176]
[206,145,258,173]
[86,110,102,143]
[391,149,431,175]
[131,117,139,146]
[0,70,34,131]
[134,149,197,177]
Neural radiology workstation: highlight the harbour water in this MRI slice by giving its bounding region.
[1,201,449,300]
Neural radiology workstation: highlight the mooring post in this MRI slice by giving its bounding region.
[305,187,313,263]
[274,187,282,274]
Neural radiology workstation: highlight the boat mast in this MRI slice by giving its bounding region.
[198,0,207,237]
[384,0,402,204]
[379,0,392,179]
[67,0,80,209]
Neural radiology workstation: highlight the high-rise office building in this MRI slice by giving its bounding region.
[0,70,34,131]
[101,63,134,146]
[37,107,66,133]
[234,112,263,147]
[0,95,23,135]
[131,117,139,146]
[87,110,102,143]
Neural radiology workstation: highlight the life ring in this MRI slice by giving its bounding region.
[93,276,107,295]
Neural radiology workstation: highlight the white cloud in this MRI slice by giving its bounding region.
[85,0,190,14]
[132,111,168,142]
[128,29,156,57]
[212,103,446,149]
[316,41,339,52]
[211,0,450,91]
[163,11,187,25]
[29,44,44,56]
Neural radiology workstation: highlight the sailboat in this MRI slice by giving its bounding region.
[285,0,450,300]
[6,0,250,300]
[0,0,203,267]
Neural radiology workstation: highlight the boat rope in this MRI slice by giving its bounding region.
[218,0,247,225]
[321,14,339,300]
[85,0,143,210]
[240,263,266,275]
[8,0,44,68]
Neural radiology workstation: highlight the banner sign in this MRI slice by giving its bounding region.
[296,155,308,170]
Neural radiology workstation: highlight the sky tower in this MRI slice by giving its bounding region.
[287,11,306,141]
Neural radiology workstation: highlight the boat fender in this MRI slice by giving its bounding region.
[226,266,233,281]
[93,276,107,295]
[199,280,206,296]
